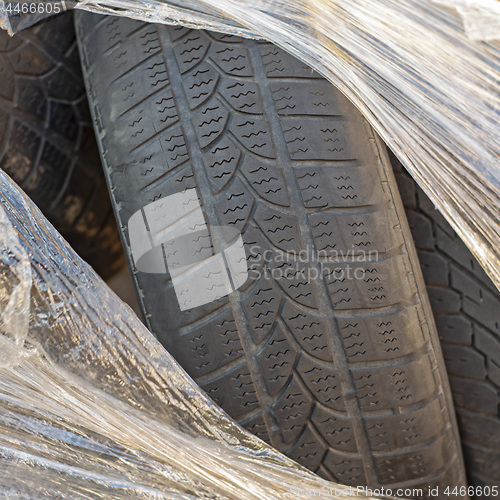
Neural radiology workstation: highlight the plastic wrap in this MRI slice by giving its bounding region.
[434,0,500,41]
[1,0,499,292]
[0,168,389,498]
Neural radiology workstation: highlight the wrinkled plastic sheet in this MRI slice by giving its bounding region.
[1,0,499,292]
[435,0,500,41]
[0,168,389,498]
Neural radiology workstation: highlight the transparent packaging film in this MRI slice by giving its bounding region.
[434,0,500,41]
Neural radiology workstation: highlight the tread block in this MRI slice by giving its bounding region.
[85,17,146,61]
[282,301,330,361]
[309,208,401,254]
[270,81,342,116]
[295,165,382,209]
[281,117,352,161]
[364,396,445,452]
[474,324,500,368]
[311,406,356,453]
[8,45,52,75]
[115,89,180,153]
[449,376,498,415]
[174,32,211,74]
[274,377,313,444]
[214,177,253,233]
[258,324,295,396]
[323,256,413,310]
[287,424,326,471]
[308,209,400,255]
[241,156,289,207]
[259,44,323,79]
[268,258,318,309]
[463,443,500,485]
[406,211,434,250]
[243,278,281,344]
[441,344,487,380]
[0,56,14,100]
[240,227,270,291]
[351,355,437,412]
[427,287,461,314]
[452,265,500,333]
[220,80,263,114]
[435,315,473,345]
[417,250,449,286]
[17,79,48,121]
[207,32,242,43]
[436,225,495,291]
[297,356,345,411]
[254,205,302,253]
[374,432,455,486]
[202,137,241,193]
[394,170,417,209]
[175,309,244,377]
[230,115,276,159]
[201,366,260,418]
[322,451,366,485]
[210,43,252,77]
[338,309,427,363]
[244,413,270,442]
[183,62,220,109]
[456,410,500,451]
[193,103,229,149]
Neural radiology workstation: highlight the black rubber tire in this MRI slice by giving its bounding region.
[75,13,467,495]
[0,12,124,279]
[393,156,500,494]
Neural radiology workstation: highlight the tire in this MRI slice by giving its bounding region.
[75,13,467,495]
[393,156,500,494]
[0,12,124,279]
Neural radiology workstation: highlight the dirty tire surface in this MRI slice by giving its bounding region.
[393,157,500,494]
[0,12,124,279]
[76,13,467,495]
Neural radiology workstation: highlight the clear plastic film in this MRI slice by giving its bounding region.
[0,169,390,498]
[1,0,499,291]
[434,0,500,41]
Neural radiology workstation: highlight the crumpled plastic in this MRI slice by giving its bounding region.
[434,0,500,41]
[0,168,387,498]
[1,0,498,292]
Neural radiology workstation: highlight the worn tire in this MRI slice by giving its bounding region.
[76,13,467,495]
[0,13,124,279]
[393,156,500,494]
